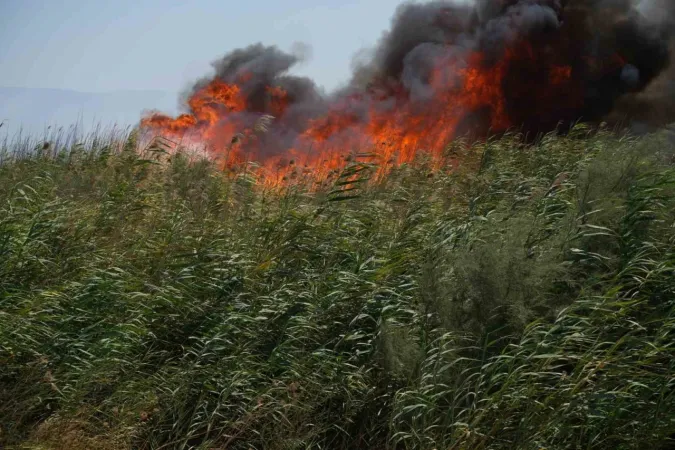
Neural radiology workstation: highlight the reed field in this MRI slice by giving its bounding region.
[1,124,674,449]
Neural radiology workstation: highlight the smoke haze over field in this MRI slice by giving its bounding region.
[142,0,675,179]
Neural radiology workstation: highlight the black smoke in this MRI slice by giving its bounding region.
[350,0,675,133]
[158,0,675,146]
[185,43,323,116]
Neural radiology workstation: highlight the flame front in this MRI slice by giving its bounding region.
[140,0,675,186]
[143,41,577,185]
[141,2,652,189]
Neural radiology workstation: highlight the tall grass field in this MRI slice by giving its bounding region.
[1,124,675,449]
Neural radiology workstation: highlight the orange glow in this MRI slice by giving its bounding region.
[140,79,246,136]
[550,66,573,85]
[266,86,290,117]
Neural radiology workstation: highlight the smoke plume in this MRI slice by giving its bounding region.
[142,0,675,179]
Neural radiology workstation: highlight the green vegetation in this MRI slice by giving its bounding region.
[1,125,674,449]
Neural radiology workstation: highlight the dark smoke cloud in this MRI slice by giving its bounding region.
[168,0,675,145]
[183,43,323,118]
[607,0,675,130]
[339,0,674,134]
[368,1,475,81]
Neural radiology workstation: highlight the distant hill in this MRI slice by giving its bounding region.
[0,86,178,136]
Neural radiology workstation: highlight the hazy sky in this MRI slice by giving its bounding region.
[0,0,410,94]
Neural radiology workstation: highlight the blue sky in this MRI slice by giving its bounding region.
[0,0,410,94]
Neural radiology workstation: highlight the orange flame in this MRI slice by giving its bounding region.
[142,40,582,187]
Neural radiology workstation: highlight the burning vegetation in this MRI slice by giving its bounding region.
[141,0,675,183]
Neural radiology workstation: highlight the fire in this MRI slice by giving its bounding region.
[141,79,246,137]
[140,39,620,188]
[265,86,290,117]
[139,0,675,187]
[188,80,246,122]
[141,114,197,134]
